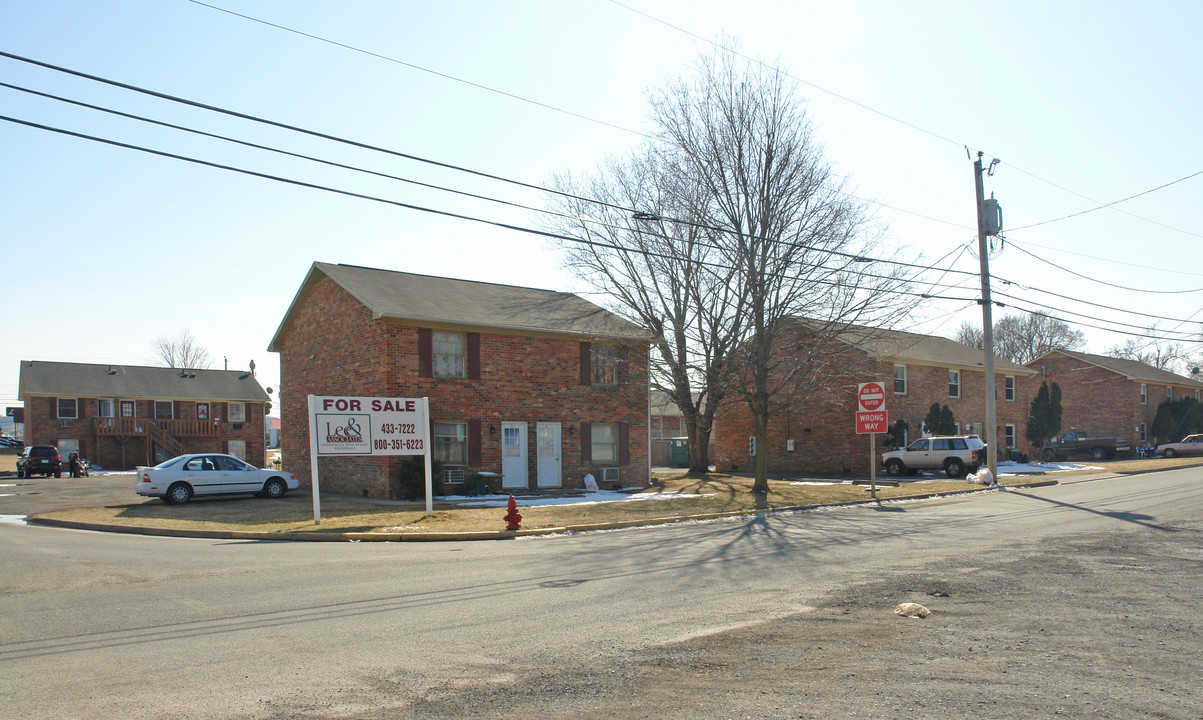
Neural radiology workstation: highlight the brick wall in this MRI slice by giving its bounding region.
[278,277,649,498]
[21,395,266,470]
[1024,355,1194,446]
[712,330,1034,475]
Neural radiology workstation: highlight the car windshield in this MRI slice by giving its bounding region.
[153,456,186,470]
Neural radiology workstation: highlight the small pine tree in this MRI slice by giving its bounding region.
[1026,381,1063,453]
[924,403,957,435]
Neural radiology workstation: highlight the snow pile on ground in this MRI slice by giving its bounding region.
[446,489,711,508]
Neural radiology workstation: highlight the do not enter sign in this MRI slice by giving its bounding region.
[858,382,886,412]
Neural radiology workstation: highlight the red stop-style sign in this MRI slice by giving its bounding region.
[858,382,886,412]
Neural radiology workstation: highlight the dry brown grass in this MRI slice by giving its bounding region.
[23,455,1203,537]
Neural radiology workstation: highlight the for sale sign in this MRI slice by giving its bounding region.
[312,396,428,457]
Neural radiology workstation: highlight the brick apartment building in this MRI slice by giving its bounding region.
[268,262,654,498]
[17,360,271,470]
[713,322,1035,475]
[1026,349,1203,447]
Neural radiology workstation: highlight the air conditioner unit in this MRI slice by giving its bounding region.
[60,419,75,428]
[599,467,619,484]
[443,468,465,484]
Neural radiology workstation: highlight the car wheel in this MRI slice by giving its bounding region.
[15,466,24,479]
[262,478,287,499]
[1090,447,1106,461]
[165,482,193,505]
[1042,450,1057,462]
[54,470,62,478]
[944,458,966,478]
[1163,448,1177,458]
[884,459,905,476]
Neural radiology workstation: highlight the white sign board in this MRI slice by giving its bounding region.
[307,395,433,523]
[313,396,428,456]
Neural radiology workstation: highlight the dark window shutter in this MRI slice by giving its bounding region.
[174,401,181,419]
[219,402,227,422]
[579,342,592,385]
[619,422,630,464]
[580,421,592,463]
[418,328,433,378]
[618,346,629,385]
[468,419,482,466]
[467,332,481,380]
[50,397,58,419]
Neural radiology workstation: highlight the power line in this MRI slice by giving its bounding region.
[184,0,655,142]
[1007,168,1203,234]
[1002,241,1203,294]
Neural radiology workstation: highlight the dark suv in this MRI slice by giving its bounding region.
[16,445,61,478]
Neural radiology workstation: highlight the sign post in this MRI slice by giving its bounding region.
[856,382,888,499]
[307,395,432,525]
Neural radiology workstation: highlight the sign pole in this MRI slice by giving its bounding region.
[307,394,322,525]
[422,397,433,519]
[870,433,877,499]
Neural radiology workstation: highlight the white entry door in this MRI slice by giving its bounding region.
[501,422,528,489]
[536,422,562,488]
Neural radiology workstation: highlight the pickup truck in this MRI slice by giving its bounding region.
[1041,431,1131,462]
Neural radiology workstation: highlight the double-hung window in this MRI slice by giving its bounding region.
[893,365,907,394]
[591,423,619,464]
[433,332,466,378]
[591,345,620,386]
[228,402,246,423]
[1004,376,1015,401]
[57,398,78,419]
[154,401,173,420]
[434,422,468,465]
[948,370,961,398]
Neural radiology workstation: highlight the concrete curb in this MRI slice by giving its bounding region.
[27,478,1060,542]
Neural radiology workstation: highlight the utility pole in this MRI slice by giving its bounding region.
[972,151,999,482]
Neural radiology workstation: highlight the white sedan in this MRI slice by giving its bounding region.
[136,453,299,505]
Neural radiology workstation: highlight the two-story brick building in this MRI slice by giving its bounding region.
[1026,349,1203,447]
[17,360,271,469]
[713,322,1035,475]
[268,262,654,498]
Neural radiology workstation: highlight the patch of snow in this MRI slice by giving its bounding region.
[0,515,27,525]
[444,489,712,508]
[997,460,1102,475]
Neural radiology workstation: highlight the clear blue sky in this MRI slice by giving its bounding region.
[3,0,1201,413]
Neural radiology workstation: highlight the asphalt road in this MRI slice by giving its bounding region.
[1,468,1200,719]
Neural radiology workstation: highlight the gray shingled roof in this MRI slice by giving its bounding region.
[269,263,653,350]
[1031,349,1203,388]
[19,361,271,402]
[823,323,1034,374]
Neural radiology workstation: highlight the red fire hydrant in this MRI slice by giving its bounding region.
[504,495,522,531]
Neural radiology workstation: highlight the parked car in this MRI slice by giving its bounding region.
[881,435,987,478]
[1156,434,1203,458]
[0,435,23,448]
[135,453,299,505]
[1041,431,1131,461]
[16,445,61,478]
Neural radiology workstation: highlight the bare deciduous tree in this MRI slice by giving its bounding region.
[550,48,914,489]
[152,329,213,369]
[1106,334,1184,372]
[955,313,1085,365]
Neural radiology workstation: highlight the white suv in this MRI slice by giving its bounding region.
[881,436,986,478]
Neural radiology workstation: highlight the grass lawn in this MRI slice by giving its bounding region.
[18,455,1203,537]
